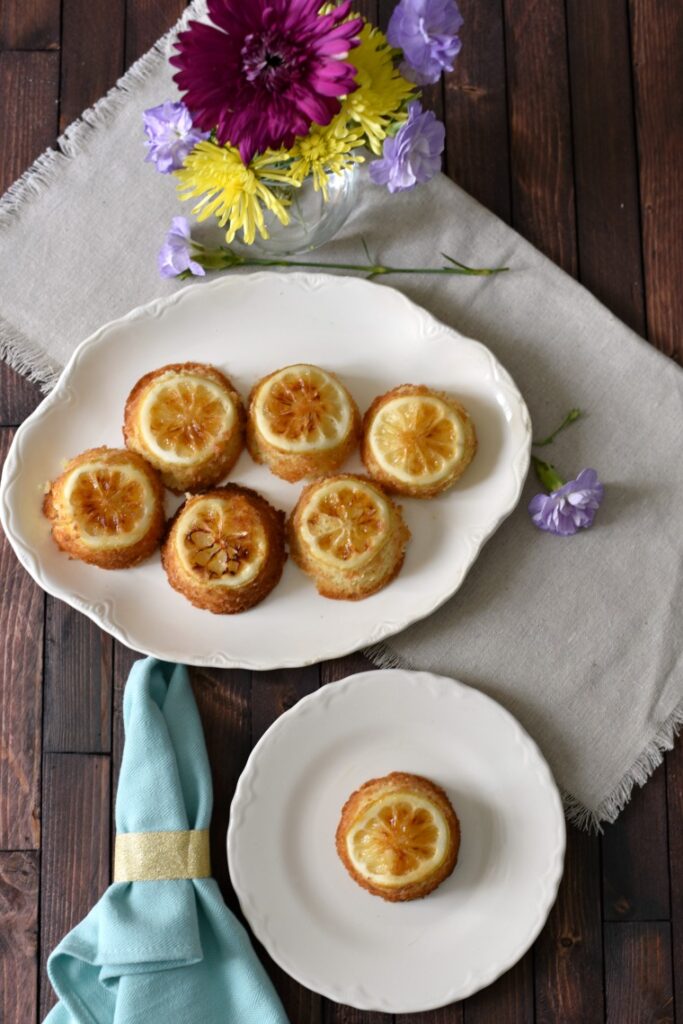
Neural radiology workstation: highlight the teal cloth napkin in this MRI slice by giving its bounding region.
[44,658,289,1024]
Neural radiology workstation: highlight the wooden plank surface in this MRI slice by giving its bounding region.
[604,921,675,1023]
[0,51,58,424]
[1,1,683,1023]
[630,0,683,362]
[0,851,39,1024]
[39,753,111,1017]
[0,431,44,851]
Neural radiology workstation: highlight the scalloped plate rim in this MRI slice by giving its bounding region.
[227,668,566,1013]
[0,272,531,670]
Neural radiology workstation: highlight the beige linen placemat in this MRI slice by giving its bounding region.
[1,2,682,829]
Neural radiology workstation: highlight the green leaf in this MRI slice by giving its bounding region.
[532,455,565,493]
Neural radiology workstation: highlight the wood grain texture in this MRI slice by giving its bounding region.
[0,851,39,1024]
[566,0,646,335]
[190,668,251,905]
[534,828,604,1024]
[0,431,44,850]
[602,762,669,921]
[630,0,683,361]
[44,605,112,753]
[0,0,60,50]
[125,0,187,65]
[59,0,125,129]
[442,0,510,221]
[39,754,111,1017]
[503,0,576,274]
[0,51,58,424]
[667,741,683,1021]
[462,956,533,1024]
[399,1004,462,1024]
[604,921,674,1023]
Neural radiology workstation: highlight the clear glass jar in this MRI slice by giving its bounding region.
[237,165,360,257]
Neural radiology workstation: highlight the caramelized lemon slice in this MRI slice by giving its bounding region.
[298,478,390,570]
[345,792,450,889]
[139,374,237,465]
[62,459,158,549]
[367,394,466,486]
[176,495,267,588]
[253,364,352,453]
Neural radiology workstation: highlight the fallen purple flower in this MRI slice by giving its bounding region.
[528,468,604,536]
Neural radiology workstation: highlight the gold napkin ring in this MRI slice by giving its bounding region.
[114,829,211,882]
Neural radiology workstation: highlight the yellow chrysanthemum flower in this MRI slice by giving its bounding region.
[344,23,416,154]
[289,116,365,198]
[176,141,300,245]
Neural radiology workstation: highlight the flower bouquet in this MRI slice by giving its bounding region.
[145,0,478,275]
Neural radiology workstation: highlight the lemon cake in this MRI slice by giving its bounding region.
[336,771,460,901]
[247,363,360,482]
[124,362,245,493]
[361,384,477,498]
[287,474,409,600]
[162,484,285,613]
[43,447,165,569]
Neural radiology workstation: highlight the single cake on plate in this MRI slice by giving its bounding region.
[123,361,245,493]
[43,446,165,569]
[336,771,460,901]
[362,384,477,498]
[247,363,360,482]
[162,484,285,613]
[287,474,409,600]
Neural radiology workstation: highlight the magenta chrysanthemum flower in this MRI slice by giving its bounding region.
[171,0,363,163]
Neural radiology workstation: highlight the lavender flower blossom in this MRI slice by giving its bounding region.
[369,102,445,193]
[387,0,463,85]
[143,101,209,173]
[528,469,604,536]
[158,217,205,278]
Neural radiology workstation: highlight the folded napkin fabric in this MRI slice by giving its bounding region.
[44,658,289,1024]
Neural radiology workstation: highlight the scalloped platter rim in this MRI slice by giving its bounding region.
[0,272,531,669]
[227,668,566,1013]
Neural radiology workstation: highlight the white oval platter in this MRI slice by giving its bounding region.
[227,668,566,1013]
[0,272,530,669]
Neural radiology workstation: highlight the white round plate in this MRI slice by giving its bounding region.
[0,273,530,669]
[228,669,565,1013]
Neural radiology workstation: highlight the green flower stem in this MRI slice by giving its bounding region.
[531,455,565,493]
[532,408,583,447]
[184,243,508,279]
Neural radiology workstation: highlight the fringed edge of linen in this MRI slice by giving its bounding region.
[0,1,208,390]
[364,641,683,833]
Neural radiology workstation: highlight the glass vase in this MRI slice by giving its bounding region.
[237,165,360,257]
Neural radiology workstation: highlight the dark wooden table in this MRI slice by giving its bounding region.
[1,1,682,1021]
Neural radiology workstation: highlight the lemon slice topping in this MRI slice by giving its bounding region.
[177,496,267,588]
[345,792,450,888]
[139,373,237,466]
[254,364,352,453]
[63,461,157,549]
[299,479,390,570]
[368,395,465,485]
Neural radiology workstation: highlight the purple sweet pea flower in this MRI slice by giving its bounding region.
[143,100,209,173]
[529,469,604,536]
[158,217,205,279]
[387,0,463,85]
[369,102,445,193]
